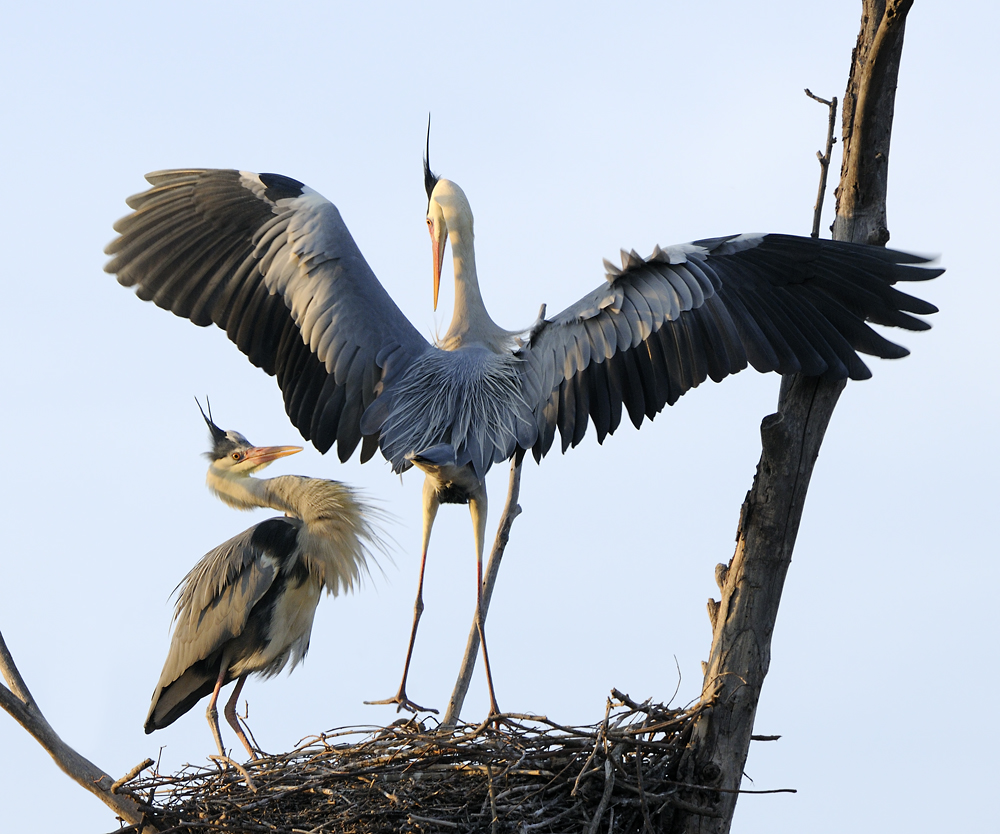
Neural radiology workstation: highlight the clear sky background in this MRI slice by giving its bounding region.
[1,2,995,831]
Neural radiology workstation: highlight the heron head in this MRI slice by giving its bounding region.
[426,178,474,312]
[197,400,301,477]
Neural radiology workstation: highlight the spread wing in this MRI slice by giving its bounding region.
[106,169,430,462]
[519,233,941,458]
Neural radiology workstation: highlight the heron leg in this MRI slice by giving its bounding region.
[224,674,258,760]
[365,479,440,715]
[469,490,501,717]
[205,657,231,758]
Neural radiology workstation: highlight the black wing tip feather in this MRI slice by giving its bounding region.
[257,173,306,202]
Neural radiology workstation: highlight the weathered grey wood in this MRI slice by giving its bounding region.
[671,2,912,831]
[0,630,155,830]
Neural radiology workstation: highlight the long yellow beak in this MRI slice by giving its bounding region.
[244,445,302,466]
[430,222,446,312]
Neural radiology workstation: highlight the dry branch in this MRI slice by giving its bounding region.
[834,0,912,245]
[805,89,839,238]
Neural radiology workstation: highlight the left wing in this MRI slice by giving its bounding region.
[517,234,941,458]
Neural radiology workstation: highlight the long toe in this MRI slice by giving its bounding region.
[364,690,440,715]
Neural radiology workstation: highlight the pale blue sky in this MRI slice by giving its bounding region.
[0,2,995,831]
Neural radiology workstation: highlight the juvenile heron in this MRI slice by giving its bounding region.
[145,407,382,758]
[109,157,940,717]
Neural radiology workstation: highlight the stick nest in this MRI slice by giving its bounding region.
[114,691,711,834]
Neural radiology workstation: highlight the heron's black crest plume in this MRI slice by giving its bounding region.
[196,398,249,465]
[424,114,439,204]
[195,397,226,447]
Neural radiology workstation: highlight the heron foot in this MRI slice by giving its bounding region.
[365,690,439,715]
[474,710,518,736]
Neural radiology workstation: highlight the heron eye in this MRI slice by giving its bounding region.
[232,452,241,461]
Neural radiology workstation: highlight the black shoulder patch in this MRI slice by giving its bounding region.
[258,173,306,202]
[250,517,300,564]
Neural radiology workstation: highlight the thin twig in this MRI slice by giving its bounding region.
[208,755,258,793]
[805,88,838,237]
[408,814,460,828]
[634,720,655,834]
[487,763,499,834]
[573,698,612,796]
[584,757,616,834]
[112,758,156,794]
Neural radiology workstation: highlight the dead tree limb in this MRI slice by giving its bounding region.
[672,2,913,832]
[0,629,156,830]
[834,0,913,245]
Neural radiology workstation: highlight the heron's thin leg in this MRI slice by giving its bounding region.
[365,479,440,714]
[205,659,231,758]
[469,491,501,717]
[223,675,258,760]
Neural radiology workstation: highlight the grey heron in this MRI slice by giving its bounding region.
[108,161,940,717]
[145,407,382,758]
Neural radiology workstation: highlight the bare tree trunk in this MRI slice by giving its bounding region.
[671,2,912,831]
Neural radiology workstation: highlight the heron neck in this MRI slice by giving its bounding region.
[206,466,296,515]
[442,228,505,350]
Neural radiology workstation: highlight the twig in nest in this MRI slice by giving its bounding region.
[572,697,612,797]
[208,755,257,793]
[112,758,156,794]
[487,763,499,834]
[408,813,460,828]
[585,757,617,834]
[634,719,655,834]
